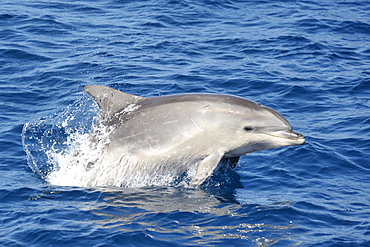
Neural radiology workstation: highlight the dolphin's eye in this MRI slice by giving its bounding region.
[244,126,254,131]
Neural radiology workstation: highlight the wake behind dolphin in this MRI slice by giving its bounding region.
[56,85,304,187]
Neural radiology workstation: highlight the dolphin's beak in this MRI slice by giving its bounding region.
[266,130,305,145]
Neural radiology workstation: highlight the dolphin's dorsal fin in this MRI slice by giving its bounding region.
[84,85,144,122]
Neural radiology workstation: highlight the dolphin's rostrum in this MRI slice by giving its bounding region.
[84,85,305,187]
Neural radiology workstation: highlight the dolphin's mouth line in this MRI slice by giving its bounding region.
[263,130,305,142]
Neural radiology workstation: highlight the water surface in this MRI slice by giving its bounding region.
[1,0,369,246]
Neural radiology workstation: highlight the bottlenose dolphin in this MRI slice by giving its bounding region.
[83,85,305,187]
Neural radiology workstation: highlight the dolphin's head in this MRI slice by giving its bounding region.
[219,96,305,157]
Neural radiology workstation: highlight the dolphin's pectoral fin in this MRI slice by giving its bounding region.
[189,153,224,186]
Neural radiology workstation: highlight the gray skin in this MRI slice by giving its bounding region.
[84,85,305,186]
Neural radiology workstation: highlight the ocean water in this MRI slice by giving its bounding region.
[1,0,370,246]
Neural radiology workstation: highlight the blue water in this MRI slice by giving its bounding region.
[1,0,370,246]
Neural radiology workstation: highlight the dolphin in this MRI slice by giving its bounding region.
[83,85,305,187]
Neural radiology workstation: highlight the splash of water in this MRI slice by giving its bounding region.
[21,96,196,188]
[45,125,111,187]
[22,96,100,185]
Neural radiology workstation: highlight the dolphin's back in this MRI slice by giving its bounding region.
[84,85,291,130]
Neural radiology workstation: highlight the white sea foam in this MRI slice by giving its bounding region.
[45,125,110,187]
